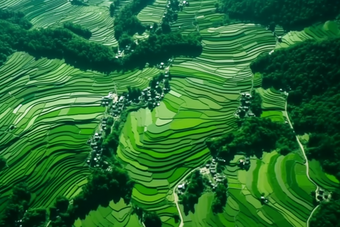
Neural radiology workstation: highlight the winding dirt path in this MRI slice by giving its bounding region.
[172,167,200,227]
[284,95,319,227]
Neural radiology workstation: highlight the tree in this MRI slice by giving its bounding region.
[110,3,115,17]
[22,208,47,227]
[55,196,69,212]
[63,22,92,39]
[218,0,340,31]
[310,190,340,227]
[250,90,262,116]
[144,212,162,227]
[0,156,6,171]
[118,33,133,47]
[1,182,32,226]
[212,182,228,213]
[102,130,119,156]
[251,37,340,177]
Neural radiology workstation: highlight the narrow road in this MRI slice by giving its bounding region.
[173,167,200,227]
[284,95,319,227]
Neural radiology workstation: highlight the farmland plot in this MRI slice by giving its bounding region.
[0,52,158,213]
[0,0,118,46]
[116,21,277,225]
[181,152,316,227]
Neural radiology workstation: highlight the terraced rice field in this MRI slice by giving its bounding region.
[275,21,340,49]
[256,87,286,122]
[2,1,336,226]
[0,52,159,213]
[115,20,277,225]
[181,152,316,227]
[137,0,167,24]
[261,20,340,191]
[0,0,118,46]
[74,199,141,227]
[169,0,224,34]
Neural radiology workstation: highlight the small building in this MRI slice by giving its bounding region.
[178,183,185,190]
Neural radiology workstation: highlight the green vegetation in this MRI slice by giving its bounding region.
[1,1,339,226]
[0,9,201,73]
[218,0,340,30]
[310,190,340,226]
[251,38,340,177]
[207,117,297,159]
[144,211,162,227]
[180,170,206,214]
[0,9,32,29]
[0,182,47,226]
[125,32,202,67]
[63,22,92,39]
[114,0,152,41]
[212,180,228,213]
[0,156,6,171]
[250,90,263,116]
[51,160,134,226]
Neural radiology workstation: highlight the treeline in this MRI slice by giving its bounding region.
[0,9,32,29]
[250,90,262,117]
[0,17,118,73]
[212,179,228,213]
[251,38,340,178]
[51,161,134,226]
[114,0,153,42]
[207,117,297,160]
[125,32,202,68]
[0,183,47,226]
[0,9,202,73]
[310,189,340,226]
[0,156,6,171]
[180,170,206,214]
[63,22,92,39]
[217,0,340,30]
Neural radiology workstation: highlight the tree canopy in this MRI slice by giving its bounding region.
[0,9,202,73]
[51,161,134,226]
[180,170,206,214]
[212,179,228,213]
[0,182,48,227]
[310,190,340,227]
[0,156,6,171]
[251,38,340,177]
[143,212,162,227]
[218,0,340,30]
[207,117,297,160]
[63,22,92,39]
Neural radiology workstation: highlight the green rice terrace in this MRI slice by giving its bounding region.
[0,0,340,226]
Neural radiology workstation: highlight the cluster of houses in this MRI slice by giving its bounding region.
[85,115,112,169]
[109,95,131,117]
[235,92,255,118]
[206,158,227,190]
[86,131,104,168]
[107,72,171,115]
[209,173,226,190]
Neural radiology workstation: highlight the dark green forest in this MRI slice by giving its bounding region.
[310,190,340,227]
[251,38,340,178]
[217,0,340,30]
[0,9,202,73]
[63,22,92,39]
[251,37,340,226]
[207,117,297,160]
